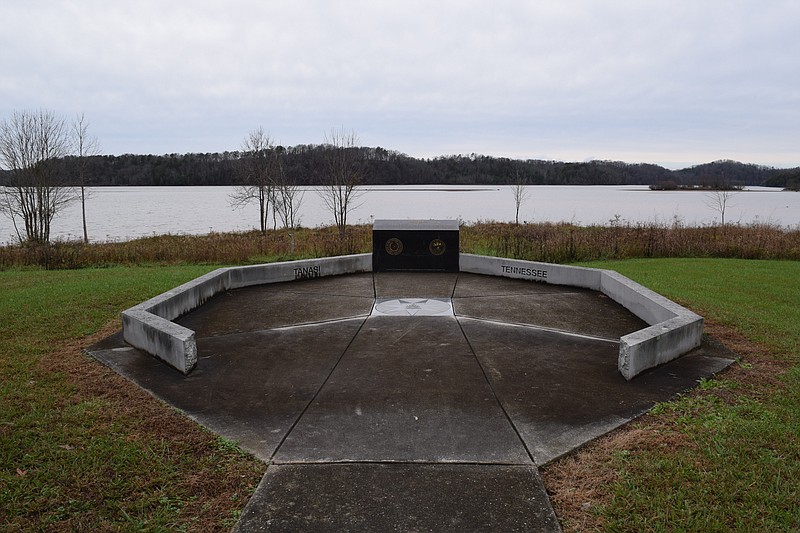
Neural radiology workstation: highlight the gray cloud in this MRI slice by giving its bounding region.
[2,0,798,168]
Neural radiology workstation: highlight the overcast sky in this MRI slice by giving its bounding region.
[2,1,798,169]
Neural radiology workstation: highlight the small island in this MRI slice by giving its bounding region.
[648,181,744,191]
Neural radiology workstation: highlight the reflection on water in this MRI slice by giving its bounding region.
[0,185,797,243]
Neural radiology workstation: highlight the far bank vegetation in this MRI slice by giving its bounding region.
[2,149,799,189]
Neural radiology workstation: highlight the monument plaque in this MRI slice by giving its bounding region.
[372,219,459,272]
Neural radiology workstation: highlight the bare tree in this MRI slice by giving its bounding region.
[274,182,304,230]
[511,171,530,225]
[318,127,364,240]
[0,109,75,244]
[704,189,736,225]
[230,127,277,234]
[266,146,302,231]
[73,113,100,243]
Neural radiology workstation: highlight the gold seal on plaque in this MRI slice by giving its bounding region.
[429,238,446,256]
[385,238,403,256]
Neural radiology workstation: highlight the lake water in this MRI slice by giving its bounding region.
[1,185,798,244]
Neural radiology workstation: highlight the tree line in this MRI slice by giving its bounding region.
[0,109,364,245]
[2,107,797,247]
[2,147,795,189]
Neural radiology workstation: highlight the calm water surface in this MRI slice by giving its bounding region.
[1,185,797,244]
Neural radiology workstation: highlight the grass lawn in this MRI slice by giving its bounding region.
[1,258,798,531]
[544,258,800,532]
[584,258,799,359]
[0,265,265,532]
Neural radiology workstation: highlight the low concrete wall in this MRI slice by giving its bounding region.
[122,254,372,374]
[226,254,372,289]
[459,254,704,380]
[599,270,684,326]
[459,254,602,290]
[618,315,704,380]
[599,270,704,379]
[123,252,701,379]
[121,309,197,374]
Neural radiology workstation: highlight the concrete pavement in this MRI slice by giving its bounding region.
[90,272,734,532]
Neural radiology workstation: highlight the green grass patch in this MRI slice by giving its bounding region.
[577,258,800,531]
[0,265,264,531]
[0,265,219,378]
[579,258,800,359]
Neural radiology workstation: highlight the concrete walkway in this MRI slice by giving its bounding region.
[89,272,734,532]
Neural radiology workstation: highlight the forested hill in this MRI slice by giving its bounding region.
[2,145,798,188]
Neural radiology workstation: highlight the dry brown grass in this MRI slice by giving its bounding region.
[464,221,800,263]
[35,321,266,532]
[0,226,372,269]
[2,221,798,270]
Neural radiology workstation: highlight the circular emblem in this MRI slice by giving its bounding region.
[429,238,446,256]
[385,238,403,256]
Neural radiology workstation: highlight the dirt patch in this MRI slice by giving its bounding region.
[541,319,791,532]
[38,321,266,532]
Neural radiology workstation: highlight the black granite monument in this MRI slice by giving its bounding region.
[372,219,460,272]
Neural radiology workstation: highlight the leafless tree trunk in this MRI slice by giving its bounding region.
[229,127,277,234]
[274,168,304,231]
[267,151,304,231]
[73,113,100,243]
[264,150,304,254]
[0,109,75,244]
[511,172,530,225]
[704,189,736,225]
[318,127,364,240]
